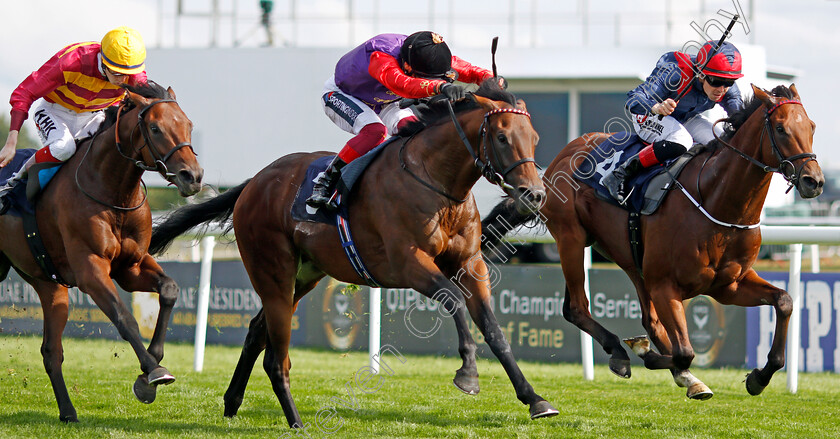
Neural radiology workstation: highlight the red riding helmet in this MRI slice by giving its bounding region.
[697,41,744,79]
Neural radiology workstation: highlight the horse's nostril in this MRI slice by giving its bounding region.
[178,169,196,185]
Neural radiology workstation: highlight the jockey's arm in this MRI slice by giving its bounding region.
[368,51,443,98]
[9,54,67,132]
[450,56,493,84]
[720,82,744,116]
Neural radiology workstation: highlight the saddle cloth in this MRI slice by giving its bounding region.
[574,132,696,215]
[0,149,62,217]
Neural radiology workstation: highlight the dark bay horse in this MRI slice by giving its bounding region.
[0,82,203,422]
[150,81,558,427]
[482,84,823,399]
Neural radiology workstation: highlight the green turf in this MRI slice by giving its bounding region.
[0,335,838,438]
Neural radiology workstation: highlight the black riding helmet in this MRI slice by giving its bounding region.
[399,31,455,80]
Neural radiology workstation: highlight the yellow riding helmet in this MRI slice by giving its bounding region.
[100,26,146,75]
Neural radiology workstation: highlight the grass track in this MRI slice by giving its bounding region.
[1,335,838,438]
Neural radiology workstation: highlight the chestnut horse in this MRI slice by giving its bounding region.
[0,82,203,422]
[482,84,823,399]
[149,81,558,427]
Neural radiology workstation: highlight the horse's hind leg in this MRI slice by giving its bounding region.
[224,308,267,417]
[27,277,78,422]
[711,270,792,396]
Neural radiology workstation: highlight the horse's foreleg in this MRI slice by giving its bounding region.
[450,304,480,395]
[224,308,267,417]
[114,254,178,363]
[75,257,172,404]
[30,278,78,422]
[454,257,558,419]
[645,284,712,400]
[711,270,792,396]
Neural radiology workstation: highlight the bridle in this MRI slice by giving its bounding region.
[76,97,197,211]
[713,99,816,193]
[676,98,816,229]
[400,99,536,203]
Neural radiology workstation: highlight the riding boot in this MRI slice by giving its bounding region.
[0,155,36,215]
[602,153,644,205]
[306,157,347,210]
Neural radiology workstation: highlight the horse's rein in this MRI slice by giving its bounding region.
[712,99,816,192]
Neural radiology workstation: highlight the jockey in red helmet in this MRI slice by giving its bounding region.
[307,31,504,211]
[603,40,745,204]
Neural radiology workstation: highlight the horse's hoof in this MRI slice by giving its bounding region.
[529,400,560,419]
[453,370,480,395]
[148,366,176,386]
[223,394,243,418]
[687,382,714,400]
[745,368,767,396]
[609,357,631,379]
[623,335,651,357]
[133,374,157,404]
[59,414,79,423]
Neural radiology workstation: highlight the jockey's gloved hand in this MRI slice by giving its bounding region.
[439,83,467,102]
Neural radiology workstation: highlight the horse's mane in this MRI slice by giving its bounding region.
[91,81,172,137]
[714,85,796,143]
[397,78,518,137]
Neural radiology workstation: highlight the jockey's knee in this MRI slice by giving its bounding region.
[37,139,75,163]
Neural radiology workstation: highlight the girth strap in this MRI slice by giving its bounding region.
[22,210,73,288]
[628,212,644,278]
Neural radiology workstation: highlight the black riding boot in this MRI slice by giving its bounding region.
[0,167,27,216]
[306,157,347,210]
[602,154,644,205]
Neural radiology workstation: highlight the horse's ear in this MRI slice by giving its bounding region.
[167,86,177,100]
[789,83,800,100]
[472,94,495,110]
[124,89,151,107]
[750,84,777,108]
[516,98,527,112]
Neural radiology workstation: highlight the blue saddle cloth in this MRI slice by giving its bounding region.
[574,132,673,213]
[0,149,63,217]
[291,137,395,224]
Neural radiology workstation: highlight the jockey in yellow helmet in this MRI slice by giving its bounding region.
[0,26,148,210]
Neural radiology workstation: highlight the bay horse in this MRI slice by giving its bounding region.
[0,82,203,422]
[149,80,558,428]
[482,84,823,399]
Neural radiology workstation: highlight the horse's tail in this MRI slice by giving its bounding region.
[480,197,538,253]
[149,180,250,255]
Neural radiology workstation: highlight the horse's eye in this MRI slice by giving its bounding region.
[776,125,785,134]
[497,133,508,144]
[150,125,161,134]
